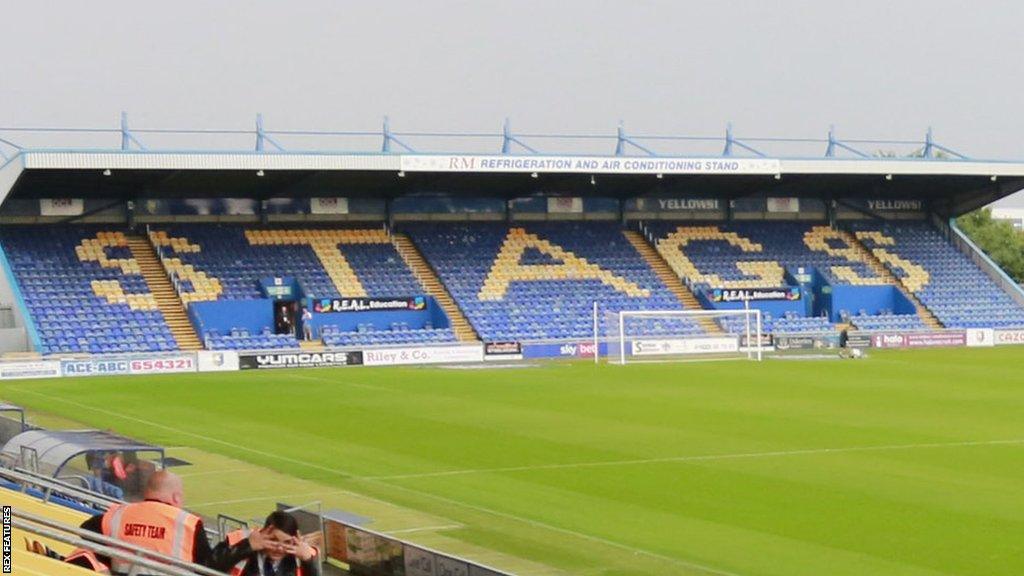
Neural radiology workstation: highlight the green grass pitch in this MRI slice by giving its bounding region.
[3,347,1024,575]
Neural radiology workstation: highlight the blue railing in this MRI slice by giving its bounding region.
[0,115,973,160]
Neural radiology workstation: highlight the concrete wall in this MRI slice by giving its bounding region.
[0,328,28,353]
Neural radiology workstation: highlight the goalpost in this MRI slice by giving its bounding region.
[600,307,764,364]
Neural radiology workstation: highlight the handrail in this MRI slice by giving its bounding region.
[54,474,92,491]
[3,466,120,509]
[942,216,1024,308]
[14,509,223,576]
[1,466,221,540]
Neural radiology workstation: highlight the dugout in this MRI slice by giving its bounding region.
[0,429,165,501]
[0,403,26,444]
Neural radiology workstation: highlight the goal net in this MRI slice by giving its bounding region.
[603,309,764,364]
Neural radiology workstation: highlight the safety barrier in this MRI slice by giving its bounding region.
[0,343,489,380]
[14,508,226,576]
[845,328,996,349]
[0,327,1016,382]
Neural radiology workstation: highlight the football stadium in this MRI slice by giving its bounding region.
[0,117,1023,576]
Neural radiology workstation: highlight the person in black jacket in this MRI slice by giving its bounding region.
[216,511,321,576]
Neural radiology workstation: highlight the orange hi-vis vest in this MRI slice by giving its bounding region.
[101,501,201,575]
[224,529,306,576]
[225,529,250,576]
[64,548,111,573]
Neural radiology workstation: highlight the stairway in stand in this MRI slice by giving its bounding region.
[836,230,943,329]
[125,235,203,351]
[392,233,480,343]
[624,231,724,335]
[299,339,325,351]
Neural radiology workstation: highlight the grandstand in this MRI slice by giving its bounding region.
[0,123,1022,359]
[3,121,1024,575]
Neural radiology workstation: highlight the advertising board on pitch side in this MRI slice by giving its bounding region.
[363,345,484,366]
[484,342,523,360]
[631,337,739,356]
[0,360,61,380]
[239,351,363,370]
[870,331,967,349]
[197,351,240,372]
[60,355,196,376]
[965,328,995,347]
[995,329,1024,345]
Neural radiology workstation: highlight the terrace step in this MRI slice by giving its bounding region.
[125,235,203,351]
[624,230,724,335]
[392,233,480,342]
[299,339,325,351]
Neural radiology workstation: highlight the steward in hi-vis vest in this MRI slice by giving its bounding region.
[100,500,201,574]
[80,470,233,575]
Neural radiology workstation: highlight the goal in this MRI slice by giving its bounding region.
[602,308,764,365]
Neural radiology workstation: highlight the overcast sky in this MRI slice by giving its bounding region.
[2,1,1024,205]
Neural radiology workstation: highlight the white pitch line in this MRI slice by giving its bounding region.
[190,490,349,508]
[177,467,253,479]
[282,372,395,392]
[7,387,364,477]
[364,438,1024,481]
[13,386,743,576]
[365,478,742,576]
[384,524,464,535]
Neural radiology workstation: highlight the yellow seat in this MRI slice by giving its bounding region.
[13,546,99,576]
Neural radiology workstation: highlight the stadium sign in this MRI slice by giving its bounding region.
[866,199,924,211]
[61,359,131,376]
[197,351,240,372]
[965,328,995,348]
[740,333,775,348]
[128,355,196,374]
[484,341,523,360]
[0,360,61,380]
[766,197,801,213]
[362,345,484,366]
[400,155,781,175]
[773,334,840,351]
[995,329,1024,345]
[845,333,872,348]
[519,342,608,359]
[631,337,739,356]
[710,287,801,302]
[658,198,720,211]
[841,198,925,213]
[58,355,196,377]
[646,198,721,211]
[239,351,363,370]
[313,296,427,313]
[870,331,966,349]
[40,198,84,216]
